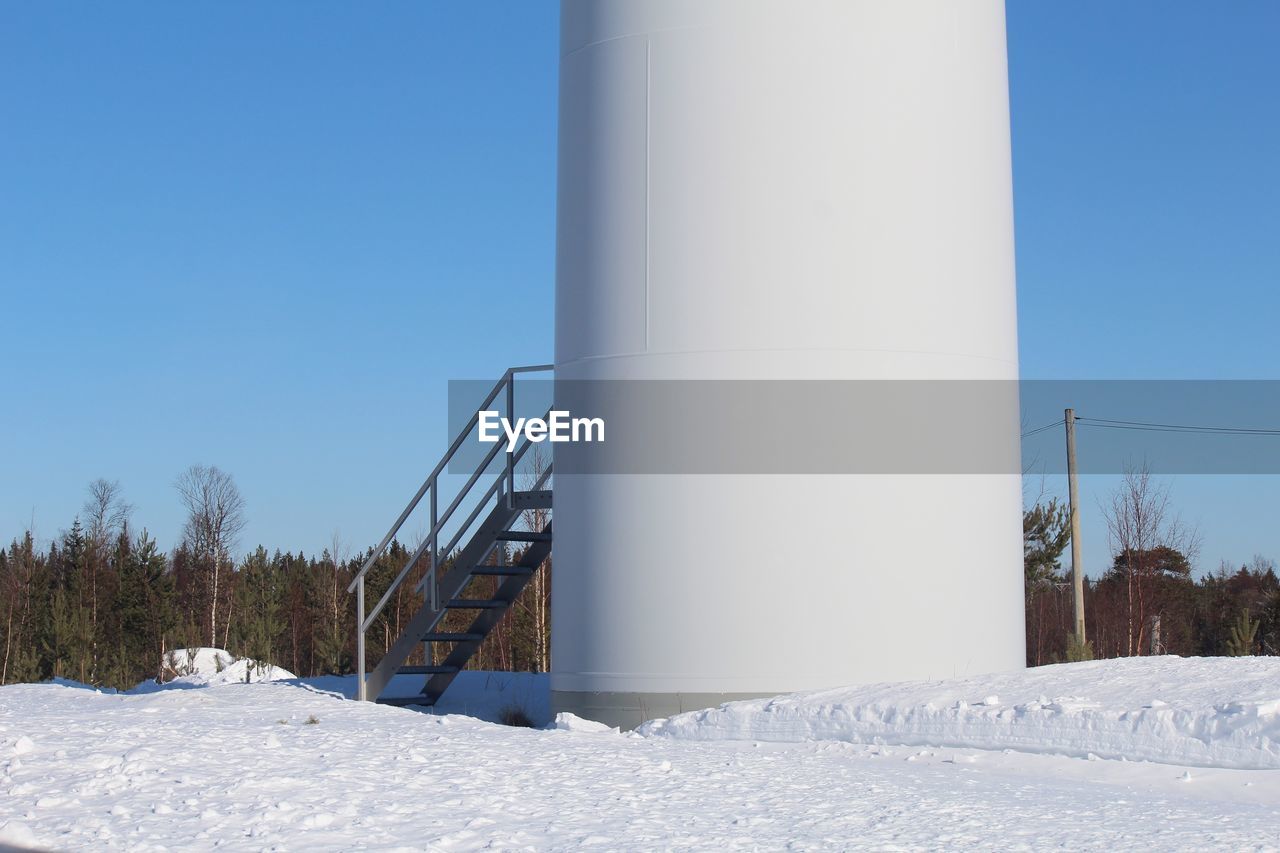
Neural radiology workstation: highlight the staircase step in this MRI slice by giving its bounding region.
[470,565,534,577]
[396,665,461,675]
[510,490,553,509]
[377,694,436,707]
[494,530,552,543]
[446,598,509,609]
[422,632,483,643]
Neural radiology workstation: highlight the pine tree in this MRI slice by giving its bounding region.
[113,530,176,686]
[2,533,50,684]
[312,549,347,675]
[46,521,94,683]
[1226,609,1259,656]
[47,585,75,679]
[230,546,283,675]
[1023,499,1071,590]
[1064,635,1095,662]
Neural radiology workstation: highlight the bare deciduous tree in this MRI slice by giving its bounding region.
[175,465,246,648]
[83,479,133,552]
[1103,462,1200,656]
[323,530,348,672]
[80,479,133,681]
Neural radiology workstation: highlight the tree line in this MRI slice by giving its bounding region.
[0,468,551,690]
[2,463,1275,691]
[1024,464,1279,664]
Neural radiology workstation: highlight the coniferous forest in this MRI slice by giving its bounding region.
[0,465,1275,691]
[0,469,551,690]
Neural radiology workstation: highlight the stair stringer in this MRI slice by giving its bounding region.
[422,521,552,703]
[364,498,521,701]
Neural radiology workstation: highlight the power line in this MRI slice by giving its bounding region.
[1021,419,1064,438]
[1080,422,1276,436]
[1075,416,1280,436]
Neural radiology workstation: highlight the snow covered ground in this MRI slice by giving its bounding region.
[1,657,1278,850]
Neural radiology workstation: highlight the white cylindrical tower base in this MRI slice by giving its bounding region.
[553,0,1024,729]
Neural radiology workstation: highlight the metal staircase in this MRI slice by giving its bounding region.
[347,365,552,706]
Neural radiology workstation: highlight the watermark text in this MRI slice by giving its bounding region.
[478,410,604,452]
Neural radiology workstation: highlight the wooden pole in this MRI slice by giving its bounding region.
[1065,408,1086,645]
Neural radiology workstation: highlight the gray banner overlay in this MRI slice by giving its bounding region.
[446,380,1280,475]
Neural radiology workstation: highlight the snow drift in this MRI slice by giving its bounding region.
[638,656,1280,770]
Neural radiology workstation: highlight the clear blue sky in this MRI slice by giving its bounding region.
[2,2,1277,576]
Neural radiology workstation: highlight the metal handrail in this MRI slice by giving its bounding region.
[347,365,546,594]
[413,415,550,596]
[364,407,551,629]
[360,435,505,631]
[352,364,552,700]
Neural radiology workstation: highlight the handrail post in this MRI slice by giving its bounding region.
[505,373,515,509]
[429,480,438,611]
[345,368,522,596]
[356,577,366,701]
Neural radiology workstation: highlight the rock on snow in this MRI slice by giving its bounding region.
[144,647,297,692]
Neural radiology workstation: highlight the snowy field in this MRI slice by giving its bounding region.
[2,656,1279,850]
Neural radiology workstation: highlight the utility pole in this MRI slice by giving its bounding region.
[1064,408,1086,645]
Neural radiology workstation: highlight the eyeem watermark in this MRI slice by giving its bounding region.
[478,410,604,452]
